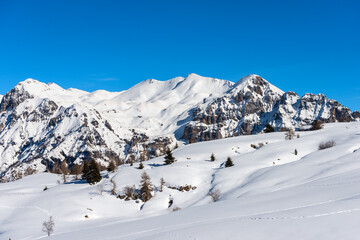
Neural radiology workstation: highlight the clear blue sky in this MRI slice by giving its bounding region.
[0,0,359,110]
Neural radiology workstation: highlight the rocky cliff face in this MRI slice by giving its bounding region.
[181,75,357,143]
[0,75,357,181]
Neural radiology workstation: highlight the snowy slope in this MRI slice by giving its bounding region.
[0,122,360,239]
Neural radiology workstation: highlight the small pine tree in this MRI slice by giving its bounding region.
[210,153,215,162]
[140,172,153,202]
[264,124,275,133]
[225,157,234,168]
[138,162,144,169]
[164,149,175,165]
[107,160,116,172]
[295,149,298,155]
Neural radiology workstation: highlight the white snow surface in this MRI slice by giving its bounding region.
[1,122,360,239]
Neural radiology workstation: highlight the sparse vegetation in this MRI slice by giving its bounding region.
[319,140,336,150]
[225,157,234,168]
[295,149,298,155]
[107,160,116,172]
[160,177,165,192]
[110,179,117,195]
[82,160,102,185]
[209,188,221,202]
[164,149,176,165]
[311,120,323,130]
[140,172,153,202]
[285,128,295,140]
[172,206,181,211]
[123,185,138,200]
[42,216,55,236]
[264,124,275,133]
[138,162,144,169]
[210,153,215,162]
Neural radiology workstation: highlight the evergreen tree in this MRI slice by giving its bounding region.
[82,161,90,182]
[295,149,298,155]
[311,120,323,130]
[140,172,153,202]
[225,157,234,168]
[82,160,102,184]
[164,149,175,165]
[89,160,102,184]
[107,160,116,172]
[264,124,275,133]
[138,162,144,169]
[210,153,215,162]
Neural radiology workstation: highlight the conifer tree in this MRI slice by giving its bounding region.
[89,160,102,184]
[138,162,144,169]
[311,120,323,130]
[82,161,90,182]
[140,172,153,202]
[164,149,175,165]
[210,153,215,162]
[225,157,234,168]
[107,160,116,172]
[82,160,102,184]
[264,124,275,133]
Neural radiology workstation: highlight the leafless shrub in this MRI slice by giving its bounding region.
[110,179,117,195]
[285,128,295,140]
[319,140,336,150]
[172,206,181,212]
[96,184,104,195]
[209,188,221,202]
[42,216,55,236]
[123,185,138,200]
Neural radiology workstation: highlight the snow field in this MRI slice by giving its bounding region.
[0,122,359,239]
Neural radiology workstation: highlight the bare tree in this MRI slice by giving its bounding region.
[42,216,55,237]
[285,128,295,140]
[209,188,221,202]
[160,177,165,192]
[110,179,117,195]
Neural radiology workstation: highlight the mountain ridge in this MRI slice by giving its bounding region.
[0,74,358,181]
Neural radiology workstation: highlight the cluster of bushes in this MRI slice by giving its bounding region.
[167,184,197,192]
[319,140,336,150]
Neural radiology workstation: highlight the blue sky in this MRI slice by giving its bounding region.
[0,0,359,110]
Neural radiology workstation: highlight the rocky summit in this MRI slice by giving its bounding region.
[0,74,358,181]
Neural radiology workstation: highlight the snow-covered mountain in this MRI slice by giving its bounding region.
[0,74,358,181]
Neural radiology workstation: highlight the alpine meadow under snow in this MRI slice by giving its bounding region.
[0,74,359,239]
[0,122,360,239]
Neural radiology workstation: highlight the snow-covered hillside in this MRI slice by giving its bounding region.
[0,74,358,181]
[1,122,360,239]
